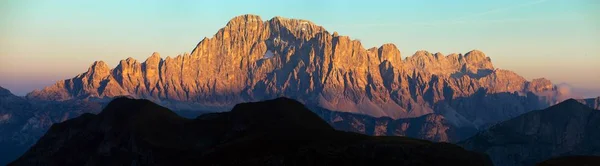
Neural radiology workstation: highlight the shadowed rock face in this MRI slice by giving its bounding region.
[27,14,559,127]
[0,87,13,97]
[0,87,34,166]
[313,107,478,142]
[577,97,600,110]
[0,87,103,166]
[10,97,492,166]
[460,99,600,166]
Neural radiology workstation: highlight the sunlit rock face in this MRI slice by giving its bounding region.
[27,14,559,127]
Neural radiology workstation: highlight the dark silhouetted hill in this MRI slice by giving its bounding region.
[461,99,600,166]
[10,97,491,166]
[537,156,600,166]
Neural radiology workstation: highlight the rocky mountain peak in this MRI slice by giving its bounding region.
[461,50,494,74]
[87,61,109,73]
[413,50,433,57]
[434,52,444,58]
[404,50,459,75]
[464,49,486,58]
[125,57,137,63]
[377,43,402,65]
[145,52,162,63]
[446,53,461,60]
[0,86,13,97]
[83,61,111,83]
[526,78,555,92]
[225,14,263,28]
[150,52,160,57]
[119,57,139,66]
[114,57,140,72]
[269,16,318,28]
[463,50,492,65]
[268,16,325,41]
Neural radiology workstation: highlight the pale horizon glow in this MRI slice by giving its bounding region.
[1,0,599,96]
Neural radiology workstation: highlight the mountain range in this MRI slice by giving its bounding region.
[461,99,600,166]
[7,96,599,166]
[2,14,599,165]
[9,97,491,166]
[0,84,472,164]
[27,14,567,129]
[0,86,103,166]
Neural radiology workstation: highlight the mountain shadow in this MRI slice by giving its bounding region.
[460,99,600,166]
[10,97,491,166]
[537,156,600,166]
[313,106,478,142]
[0,86,104,166]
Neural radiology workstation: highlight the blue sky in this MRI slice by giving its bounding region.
[0,0,599,95]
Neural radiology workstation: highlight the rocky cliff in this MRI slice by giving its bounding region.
[27,14,559,128]
[460,99,600,166]
[10,97,491,166]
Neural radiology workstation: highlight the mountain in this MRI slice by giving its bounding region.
[0,85,472,164]
[0,87,35,166]
[27,14,560,128]
[577,97,600,110]
[460,99,600,166]
[10,97,491,166]
[0,86,104,166]
[537,156,600,166]
[314,107,477,142]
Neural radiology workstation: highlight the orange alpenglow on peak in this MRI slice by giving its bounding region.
[87,61,110,74]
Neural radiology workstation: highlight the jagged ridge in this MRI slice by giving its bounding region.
[27,14,558,127]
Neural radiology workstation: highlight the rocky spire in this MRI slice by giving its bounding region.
[86,61,109,74]
[461,50,494,73]
[377,43,402,67]
[84,61,111,87]
[225,14,263,28]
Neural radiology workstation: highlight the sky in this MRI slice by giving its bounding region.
[0,0,599,96]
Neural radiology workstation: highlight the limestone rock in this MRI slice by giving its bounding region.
[27,14,560,127]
